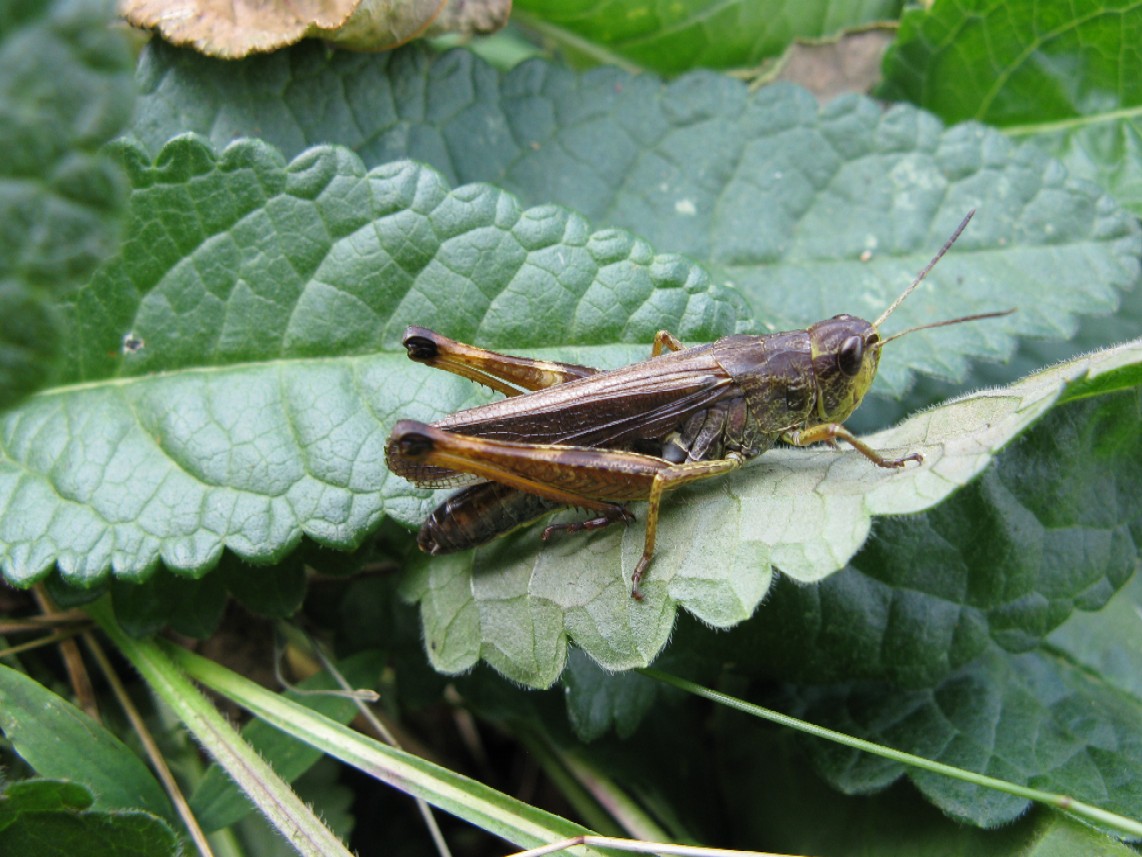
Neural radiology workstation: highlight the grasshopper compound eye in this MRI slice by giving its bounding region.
[837,335,864,377]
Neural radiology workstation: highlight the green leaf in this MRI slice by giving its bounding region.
[111,570,226,638]
[0,665,172,819]
[217,552,308,619]
[510,0,903,73]
[130,43,1140,398]
[0,0,133,410]
[0,781,179,857]
[1048,569,1142,700]
[563,648,658,741]
[880,0,1142,215]
[67,135,736,377]
[405,341,1142,687]
[788,645,1142,829]
[3,130,1138,688]
[0,779,93,821]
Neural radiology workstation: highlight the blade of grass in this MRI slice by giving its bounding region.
[87,598,353,857]
[641,668,1142,839]
[165,643,611,854]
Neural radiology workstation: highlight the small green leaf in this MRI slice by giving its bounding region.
[0,789,179,857]
[111,570,226,639]
[881,0,1142,215]
[563,648,659,741]
[0,665,172,819]
[0,779,93,820]
[0,0,133,410]
[217,553,308,619]
[510,0,902,73]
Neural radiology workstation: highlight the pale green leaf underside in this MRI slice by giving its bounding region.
[403,340,1142,687]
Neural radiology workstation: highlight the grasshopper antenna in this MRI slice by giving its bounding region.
[873,209,976,330]
[877,307,1016,348]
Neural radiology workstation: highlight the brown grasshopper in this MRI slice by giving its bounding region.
[386,211,1011,599]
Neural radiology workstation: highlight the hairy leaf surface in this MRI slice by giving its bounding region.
[130,42,1139,399]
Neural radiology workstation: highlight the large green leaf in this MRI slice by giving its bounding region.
[679,384,1142,831]
[0,138,735,590]
[2,130,1139,687]
[881,0,1142,216]
[0,0,133,410]
[510,0,903,73]
[130,43,1140,400]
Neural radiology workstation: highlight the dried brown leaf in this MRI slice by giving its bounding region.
[120,0,452,57]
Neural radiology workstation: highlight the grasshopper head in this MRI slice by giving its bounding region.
[808,314,881,424]
[805,212,1014,428]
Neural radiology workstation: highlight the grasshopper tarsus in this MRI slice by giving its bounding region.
[630,555,651,601]
[889,451,925,468]
[787,423,925,470]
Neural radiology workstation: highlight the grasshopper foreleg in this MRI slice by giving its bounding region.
[784,424,923,468]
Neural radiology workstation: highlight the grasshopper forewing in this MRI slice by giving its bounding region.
[386,211,1013,599]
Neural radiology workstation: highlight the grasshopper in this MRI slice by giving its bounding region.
[386,211,1011,599]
